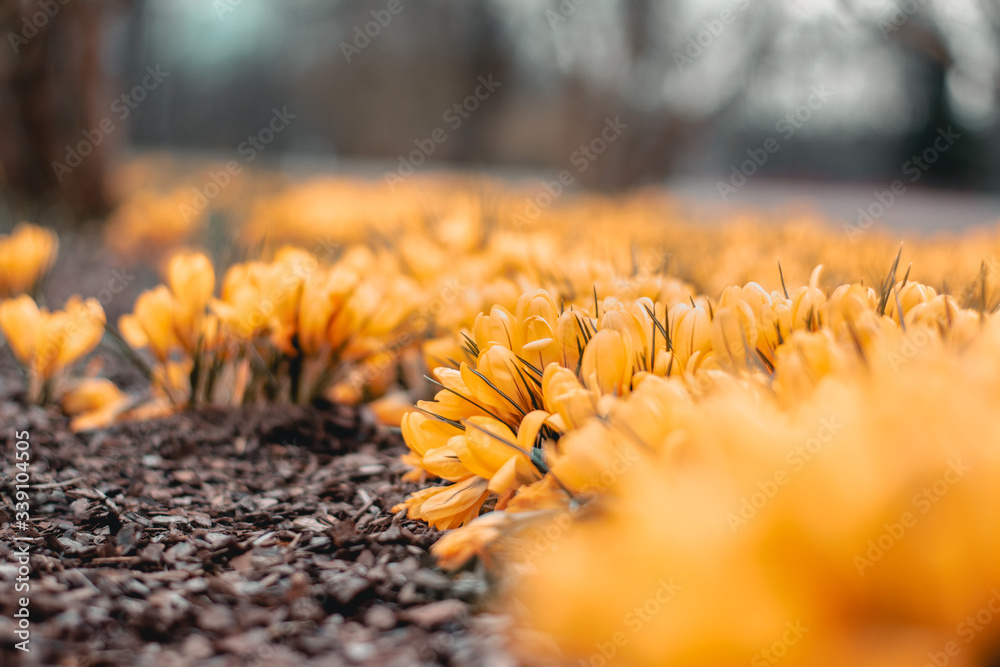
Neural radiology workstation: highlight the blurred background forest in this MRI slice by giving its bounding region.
[1,0,999,225]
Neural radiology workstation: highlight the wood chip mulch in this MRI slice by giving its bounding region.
[0,371,519,666]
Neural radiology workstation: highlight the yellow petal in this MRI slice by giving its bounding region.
[405,476,490,530]
[126,286,176,360]
[54,297,105,372]
[461,343,533,417]
[0,223,58,297]
[421,442,471,482]
[488,456,521,493]
[515,289,558,325]
[61,377,125,414]
[581,329,629,395]
[431,512,512,570]
[710,303,757,367]
[401,411,463,459]
[554,310,590,371]
[118,314,148,349]
[167,251,214,352]
[669,303,712,367]
[517,410,552,453]
[473,305,523,354]
[167,251,215,313]
[0,294,41,366]
[452,416,520,480]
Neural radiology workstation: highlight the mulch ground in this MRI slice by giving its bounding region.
[0,354,519,666]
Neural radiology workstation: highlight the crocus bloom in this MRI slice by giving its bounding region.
[0,294,105,382]
[0,223,58,298]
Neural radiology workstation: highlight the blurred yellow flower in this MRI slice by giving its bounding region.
[0,223,58,298]
[0,294,105,400]
[120,285,177,362]
[61,378,132,432]
[166,250,215,354]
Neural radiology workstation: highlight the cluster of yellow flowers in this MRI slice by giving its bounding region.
[0,295,105,404]
[7,166,1000,662]
[0,223,105,405]
[506,319,1000,666]
[88,244,425,427]
[392,254,1000,664]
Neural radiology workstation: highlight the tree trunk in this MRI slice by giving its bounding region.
[0,1,113,220]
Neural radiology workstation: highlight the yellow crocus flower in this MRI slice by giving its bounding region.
[120,286,177,362]
[0,294,104,388]
[166,250,215,353]
[0,223,58,297]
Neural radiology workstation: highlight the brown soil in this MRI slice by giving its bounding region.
[0,354,518,666]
